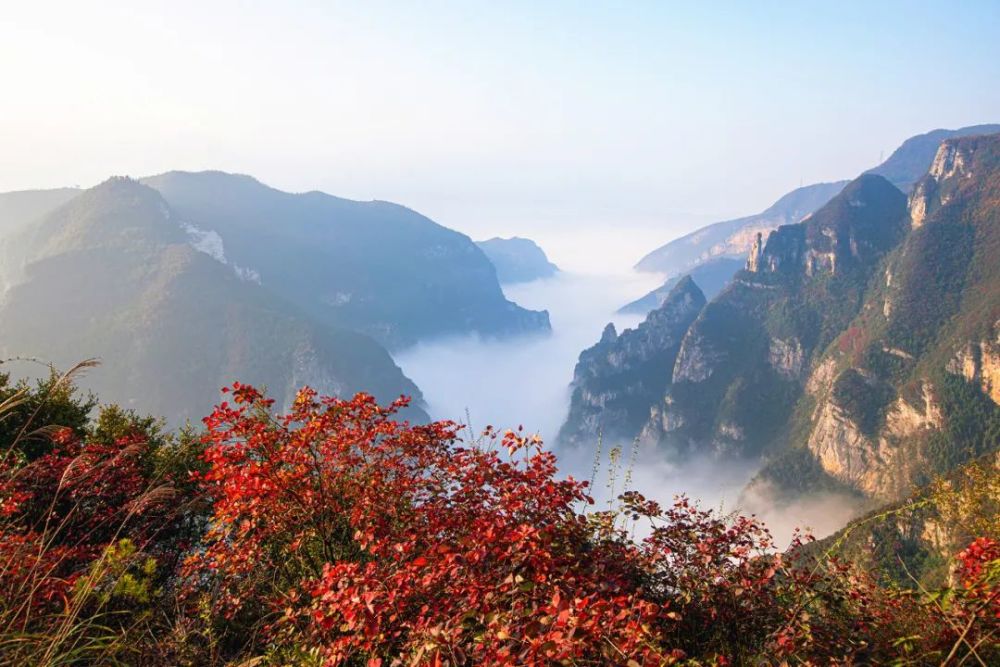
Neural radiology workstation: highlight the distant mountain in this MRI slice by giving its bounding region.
[476,236,558,284]
[0,178,426,426]
[865,123,1000,192]
[634,181,848,276]
[0,187,80,236]
[618,257,742,314]
[629,125,1000,318]
[558,277,704,449]
[141,171,550,348]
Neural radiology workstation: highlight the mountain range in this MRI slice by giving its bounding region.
[0,173,552,424]
[628,124,1000,316]
[559,131,1000,518]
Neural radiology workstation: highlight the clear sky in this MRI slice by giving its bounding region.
[2,1,999,268]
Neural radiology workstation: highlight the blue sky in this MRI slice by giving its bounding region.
[2,1,998,267]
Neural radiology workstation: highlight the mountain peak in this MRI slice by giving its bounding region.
[747,173,907,277]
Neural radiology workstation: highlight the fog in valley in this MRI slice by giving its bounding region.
[396,264,863,545]
[395,269,656,446]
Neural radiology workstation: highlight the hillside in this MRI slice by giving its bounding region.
[142,171,550,348]
[634,181,847,276]
[0,178,426,425]
[476,236,558,283]
[865,123,1000,192]
[0,187,80,237]
[558,277,705,449]
[753,133,1000,502]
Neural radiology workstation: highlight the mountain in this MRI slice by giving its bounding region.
[629,125,1000,318]
[0,178,426,426]
[141,171,550,349]
[865,123,1000,193]
[634,181,848,276]
[476,236,559,284]
[563,128,1000,507]
[604,132,1000,511]
[0,187,80,236]
[752,133,1000,502]
[640,174,911,465]
[558,277,705,449]
[618,257,742,315]
[804,452,998,589]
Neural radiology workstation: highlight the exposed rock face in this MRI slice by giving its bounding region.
[806,381,942,498]
[769,337,805,380]
[557,277,705,449]
[908,140,974,228]
[671,327,725,383]
[750,175,908,279]
[948,322,1000,405]
[745,232,765,272]
[865,123,1000,192]
[636,182,848,276]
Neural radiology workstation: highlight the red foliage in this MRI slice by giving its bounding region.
[187,386,689,664]
[0,427,173,622]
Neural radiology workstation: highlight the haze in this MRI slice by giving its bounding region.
[3,1,1000,269]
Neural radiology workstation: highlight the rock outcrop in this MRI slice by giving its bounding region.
[753,132,1000,504]
[947,321,1000,405]
[557,277,705,449]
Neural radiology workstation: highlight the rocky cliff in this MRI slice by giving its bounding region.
[639,175,909,462]
[755,133,1000,503]
[557,277,705,449]
[628,125,1000,318]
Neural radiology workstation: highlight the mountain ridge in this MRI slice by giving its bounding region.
[0,177,427,426]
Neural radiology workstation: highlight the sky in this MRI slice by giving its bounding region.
[2,1,999,269]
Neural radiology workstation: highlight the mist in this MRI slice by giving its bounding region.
[396,266,864,544]
[395,269,660,444]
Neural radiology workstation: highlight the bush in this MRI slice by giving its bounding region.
[2,378,997,665]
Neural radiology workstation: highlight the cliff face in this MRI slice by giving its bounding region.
[746,174,910,278]
[865,123,1000,193]
[557,277,705,449]
[756,133,1000,503]
[947,322,1000,405]
[639,175,909,461]
[635,181,847,276]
